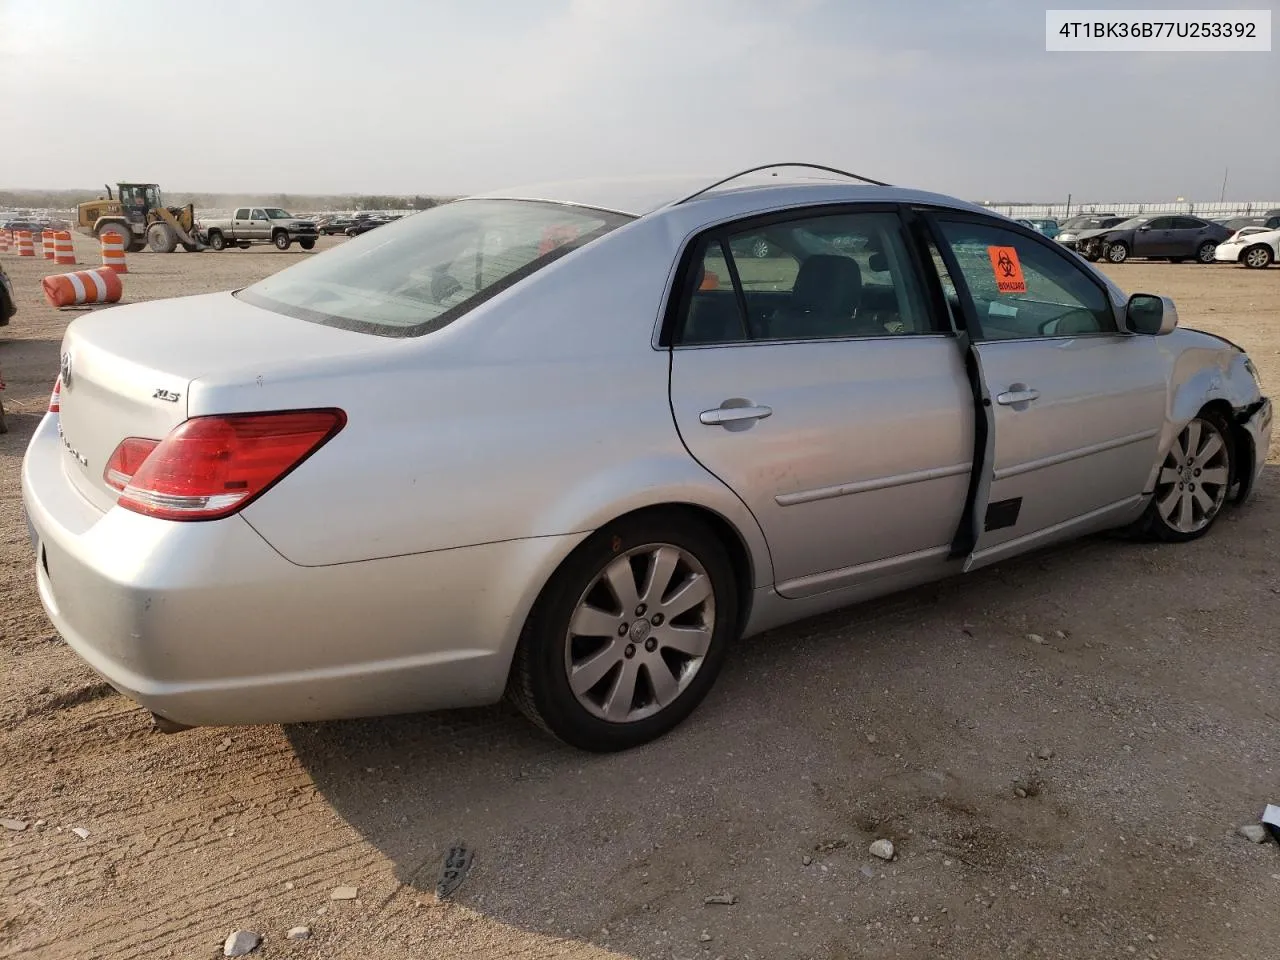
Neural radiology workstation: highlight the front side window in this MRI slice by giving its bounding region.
[239,199,631,337]
[251,208,267,221]
[676,210,936,345]
[1146,217,1175,230]
[935,219,1116,340]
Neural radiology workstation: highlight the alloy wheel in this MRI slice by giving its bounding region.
[1154,417,1230,535]
[564,544,715,723]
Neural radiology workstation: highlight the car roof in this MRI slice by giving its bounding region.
[470,172,996,220]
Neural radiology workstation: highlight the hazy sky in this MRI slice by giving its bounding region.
[2,0,1277,201]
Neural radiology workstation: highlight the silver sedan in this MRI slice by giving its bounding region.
[21,166,1273,752]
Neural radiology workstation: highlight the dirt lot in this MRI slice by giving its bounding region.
[2,236,1280,960]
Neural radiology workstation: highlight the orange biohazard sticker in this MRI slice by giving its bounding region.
[987,245,1027,294]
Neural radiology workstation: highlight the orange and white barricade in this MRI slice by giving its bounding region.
[41,268,123,308]
[100,231,128,273]
[41,230,56,260]
[16,230,35,257]
[53,231,77,265]
[0,230,10,253]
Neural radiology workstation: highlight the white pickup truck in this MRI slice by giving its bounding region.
[199,207,320,251]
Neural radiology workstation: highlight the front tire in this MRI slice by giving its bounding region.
[1196,240,1217,264]
[1105,241,1129,263]
[273,231,291,250]
[508,512,739,752]
[147,223,177,253]
[1136,410,1233,542]
[1243,245,1274,269]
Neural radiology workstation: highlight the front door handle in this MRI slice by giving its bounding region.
[996,388,1040,406]
[700,404,773,425]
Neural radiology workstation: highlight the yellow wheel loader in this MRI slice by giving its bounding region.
[76,183,205,253]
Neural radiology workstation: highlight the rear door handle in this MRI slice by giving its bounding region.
[996,388,1039,405]
[700,404,773,425]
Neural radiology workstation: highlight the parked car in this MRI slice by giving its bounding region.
[2,219,45,236]
[319,217,358,236]
[1025,218,1059,239]
[200,207,320,251]
[21,169,1272,752]
[344,217,388,237]
[0,260,14,434]
[1076,215,1233,264]
[1055,215,1122,250]
[1215,224,1280,269]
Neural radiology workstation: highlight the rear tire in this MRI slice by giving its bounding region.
[1196,241,1217,264]
[147,222,178,253]
[507,512,739,752]
[1105,241,1129,263]
[1243,245,1274,269]
[208,231,227,251]
[1133,410,1233,543]
[273,231,291,250]
[96,222,131,248]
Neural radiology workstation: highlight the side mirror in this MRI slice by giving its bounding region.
[1125,293,1177,336]
[1138,225,1151,231]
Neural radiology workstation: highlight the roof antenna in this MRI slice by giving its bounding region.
[670,162,890,206]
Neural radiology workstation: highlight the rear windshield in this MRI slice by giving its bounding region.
[238,198,632,337]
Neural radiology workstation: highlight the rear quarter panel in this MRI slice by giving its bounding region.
[225,217,773,583]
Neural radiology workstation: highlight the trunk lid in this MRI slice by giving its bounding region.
[56,291,389,512]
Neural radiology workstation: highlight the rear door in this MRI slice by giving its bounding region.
[923,213,1167,571]
[231,207,250,239]
[1172,216,1212,256]
[668,206,974,598]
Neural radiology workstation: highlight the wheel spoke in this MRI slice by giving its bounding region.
[569,640,624,695]
[1183,422,1202,464]
[1199,466,1229,486]
[602,657,641,721]
[644,661,681,707]
[1157,485,1181,521]
[1159,466,1181,485]
[1178,489,1194,530]
[570,603,620,639]
[1169,435,1187,466]
[602,557,641,612]
[661,573,712,619]
[1195,432,1223,463]
[655,623,712,658]
[1193,486,1215,515]
[639,546,681,606]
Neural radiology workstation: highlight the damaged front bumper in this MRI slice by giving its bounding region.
[1235,397,1272,503]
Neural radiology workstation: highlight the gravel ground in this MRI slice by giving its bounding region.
[2,237,1280,960]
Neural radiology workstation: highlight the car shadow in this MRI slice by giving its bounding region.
[283,472,1278,958]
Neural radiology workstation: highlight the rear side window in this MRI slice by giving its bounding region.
[234,208,249,219]
[677,210,937,345]
[238,199,632,337]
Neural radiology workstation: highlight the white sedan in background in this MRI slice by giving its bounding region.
[1215,226,1280,268]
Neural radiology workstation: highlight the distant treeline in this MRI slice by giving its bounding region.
[0,189,458,212]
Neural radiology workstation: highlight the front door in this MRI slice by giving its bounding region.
[926,215,1167,570]
[668,207,974,598]
[1133,216,1176,257]
[249,208,271,240]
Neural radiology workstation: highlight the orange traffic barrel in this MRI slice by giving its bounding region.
[41,268,123,308]
[53,231,77,265]
[0,229,10,253]
[16,230,35,257]
[100,231,128,273]
[42,230,56,260]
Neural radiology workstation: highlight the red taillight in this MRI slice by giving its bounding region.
[103,437,160,491]
[49,377,61,413]
[108,409,346,522]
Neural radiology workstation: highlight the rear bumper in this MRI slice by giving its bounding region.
[21,412,582,727]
